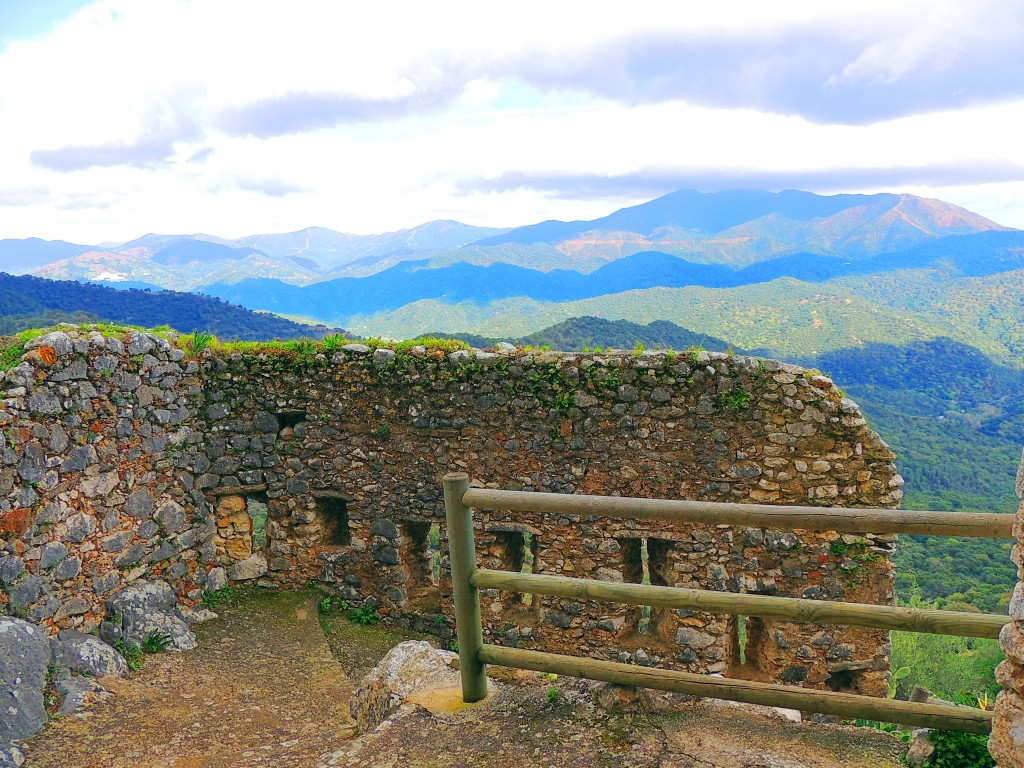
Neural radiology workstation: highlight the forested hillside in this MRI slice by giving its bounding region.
[0,273,335,341]
[424,317,740,353]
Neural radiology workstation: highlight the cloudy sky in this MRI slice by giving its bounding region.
[1,0,1022,243]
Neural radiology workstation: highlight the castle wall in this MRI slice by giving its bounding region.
[0,329,902,695]
[989,454,1024,766]
[0,330,213,632]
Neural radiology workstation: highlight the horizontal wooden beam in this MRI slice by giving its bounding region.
[461,488,1013,539]
[479,645,992,734]
[471,569,1009,638]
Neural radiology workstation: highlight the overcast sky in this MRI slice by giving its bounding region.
[1,0,1022,243]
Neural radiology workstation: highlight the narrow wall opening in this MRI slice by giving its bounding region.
[646,538,672,639]
[617,537,673,637]
[402,520,440,611]
[215,492,269,565]
[728,613,769,678]
[246,491,270,551]
[619,538,645,636]
[825,668,867,694]
[277,410,306,439]
[492,529,540,618]
[316,496,351,546]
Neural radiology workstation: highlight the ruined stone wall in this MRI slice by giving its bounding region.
[0,329,216,634]
[0,329,901,695]
[195,342,901,695]
[990,453,1024,766]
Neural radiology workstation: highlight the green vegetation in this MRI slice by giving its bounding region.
[186,330,214,356]
[141,631,174,654]
[347,604,381,626]
[113,639,145,671]
[318,596,435,680]
[200,585,238,610]
[890,632,1003,703]
[928,729,995,768]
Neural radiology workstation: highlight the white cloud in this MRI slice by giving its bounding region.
[0,0,1022,242]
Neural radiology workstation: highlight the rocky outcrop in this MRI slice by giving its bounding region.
[50,630,129,678]
[99,581,196,651]
[349,640,461,732]
[0,617,50,765]
[989,449,1024,767]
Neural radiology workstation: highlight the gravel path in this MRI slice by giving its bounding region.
[23,590,357,768]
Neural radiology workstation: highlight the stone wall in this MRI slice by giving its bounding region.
[989,452,1024,766]
[0,328,902,695]
[0,330,215,634]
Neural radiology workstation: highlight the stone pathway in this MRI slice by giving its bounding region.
[22,591,357,768]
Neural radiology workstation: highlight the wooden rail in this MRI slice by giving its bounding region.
[480,646,993,734]
[443,474,1009,732]
[462,488,1015,538]
[471,569,1010,639]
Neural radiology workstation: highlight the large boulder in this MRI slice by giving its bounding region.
[0,617,50,758]
[99,581,196,651]
[349,640,461,732]
[50,630,129,678]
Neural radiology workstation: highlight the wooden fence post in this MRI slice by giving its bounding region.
[443,472,488,702]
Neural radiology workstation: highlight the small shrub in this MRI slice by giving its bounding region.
[546,685,560,704]
[318,596,333,614]
[371,423,391,441]
[829,539,851,557]
[0,340,27,371]
[200,586,236,609]
[929,729,994,768]
[141,632,174,654]
[186,330,215,356]
[348,604,381,626]
[720,389,753,408]
[113,640,144,670]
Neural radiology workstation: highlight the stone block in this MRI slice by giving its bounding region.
[125,488,155,519]
[224,537,252,561]
[227,553,268,581]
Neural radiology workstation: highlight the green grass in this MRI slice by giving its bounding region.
[318,598,436,679]
[200,585,238,610]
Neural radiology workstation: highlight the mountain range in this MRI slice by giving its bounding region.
[2,187,1022,364]
[5,188,1008,289]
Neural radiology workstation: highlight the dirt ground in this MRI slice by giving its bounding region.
[22,589,908,768]
[23,590,357,768]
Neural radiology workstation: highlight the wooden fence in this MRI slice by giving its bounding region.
[442,473,1014,734]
